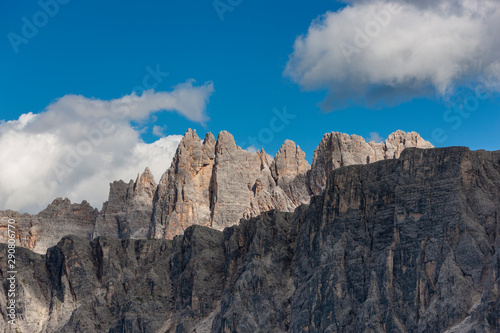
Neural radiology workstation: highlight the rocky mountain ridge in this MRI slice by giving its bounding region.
[1,146,499,332]
[0,129,433,254]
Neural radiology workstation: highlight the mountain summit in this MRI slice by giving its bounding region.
[0,130,433,254]
[2,145,500,332]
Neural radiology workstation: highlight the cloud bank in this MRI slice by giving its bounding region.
[0,80,214,213]
[284,0,500,110]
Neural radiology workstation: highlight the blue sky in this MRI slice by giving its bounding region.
[1,0,499,212]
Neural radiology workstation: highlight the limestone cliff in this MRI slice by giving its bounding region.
[151,129,216,239]
[0,129,433,254]
[93,167,157,239]
[150,129,431,239]
[150,130,306,239]
[308,130,434,195]
[1,147,499,332]
[0,198,97,254]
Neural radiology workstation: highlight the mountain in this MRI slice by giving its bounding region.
[1,146,499,332]
[0,130,433,255]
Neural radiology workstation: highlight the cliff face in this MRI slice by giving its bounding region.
[0,168,156,255]
[1,147,499,333]
[150,130,217,239]
[290,147,500,332]
[0,198,97,254]
[147,129,432,241]
[93,167,157,239]
[150,130,306,239]
[0,130,432,254]
[308,130,434,195]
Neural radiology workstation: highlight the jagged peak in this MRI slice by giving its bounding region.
[179,128,202,146]
[45,197,91,208]
[135,167,156,189]
[315,130,432,150]
[215,130,237,153]
[319,131,351,140]
[387,129,413,138]
[203,132,216,146]
[50,197,72,205]
[280,139,296,151]
[37,197,95,219]
[385,130,434,147]
[166,128,204,172]
[309,129,434,195]
[271,139,310,185]
[258,148,274,169]
[276,139,308,157]
[217,130,235,141]
[184,127,197,135]
[143,166,153,175]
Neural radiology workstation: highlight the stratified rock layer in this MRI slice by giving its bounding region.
[289,147,500,332]
[1,147,499,332]
[150,129,432,240]
[0,198,97,254]
[151,130,308,239]
[1,129,433,254]
[93,167,157,239]
[308,130,434,195]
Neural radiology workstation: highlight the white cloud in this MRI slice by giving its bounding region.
[245,145,258,153]
[367,132,383,143]
[284,0,500,110]
[0,81,214,213]
[152,125,166,137]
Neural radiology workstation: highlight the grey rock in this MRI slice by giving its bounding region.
[152,130,309,239]
[0,226,222,333]
[209,131,271,230]
[270,140,312,206]
[271,139,310,187]
[1,147,499,332]
[93,166,157,240]
[151,129,216,239]
[290,147,499,332]
[0,130,434,254]
[170,226,225,332]
[0,198,97,254]
[308,130,433,195]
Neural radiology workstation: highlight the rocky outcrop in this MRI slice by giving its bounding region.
[153,129,432,239]
[308,130,434,195]
[270,140,312,206]
[1,130,433,254]
[0,198,97,254]
[209,130,268,230]
[1,147,499,332]
[212,208,308,332]
[0,227,225,333]
[151,130,308,238]
[93,167,157,239]
[150,130,216,239]
[290,147,500,332]
[271,140,310,186]
[0,167,157,255]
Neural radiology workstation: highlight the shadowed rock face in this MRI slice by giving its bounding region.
[1,147,499,332]
[290,147,500,332]
[93,166,157,239]
[1,129,433,254]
